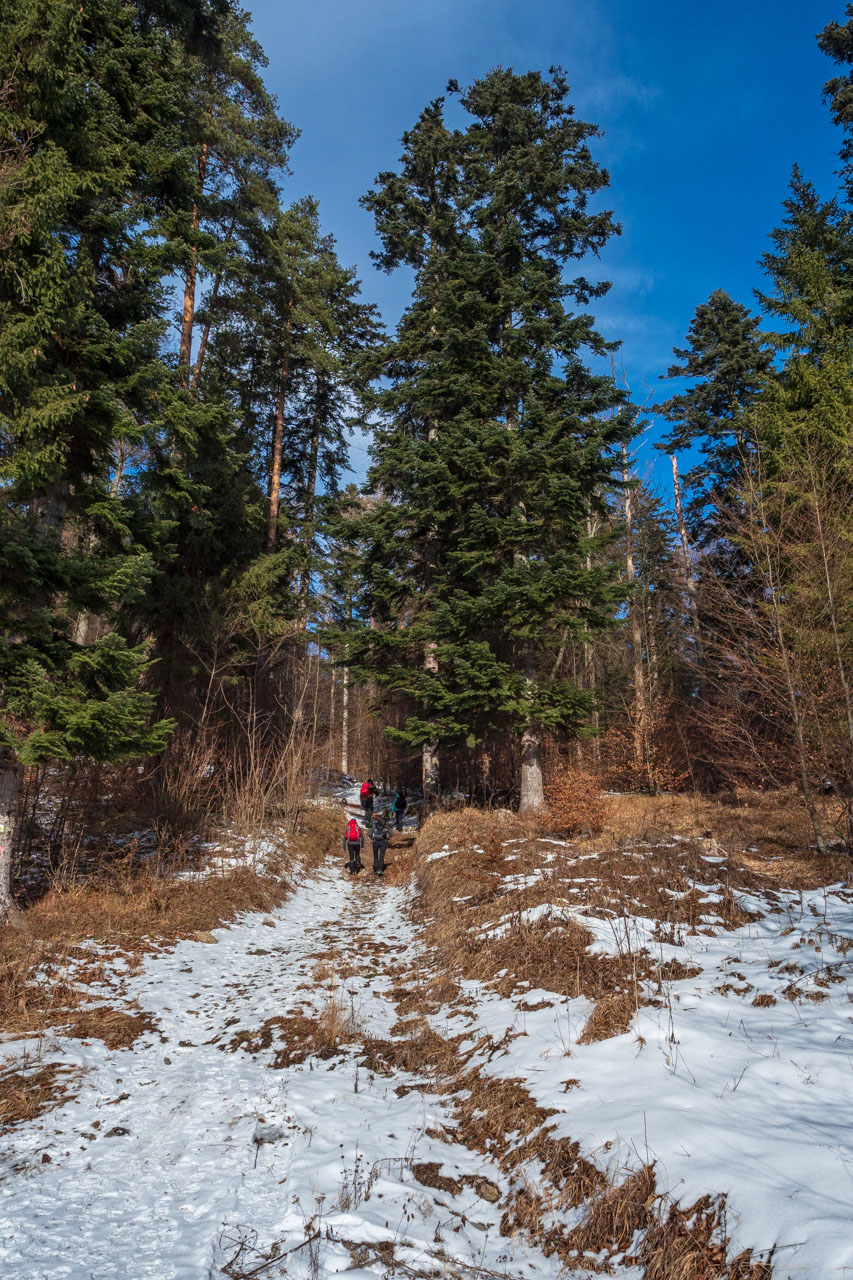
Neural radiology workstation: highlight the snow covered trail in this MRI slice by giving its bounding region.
[0,849,562,1280]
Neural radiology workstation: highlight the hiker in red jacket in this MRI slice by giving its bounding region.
[360,778,378,820]
[342,817,364,874]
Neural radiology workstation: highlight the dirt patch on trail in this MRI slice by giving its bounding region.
[225,997,362,1069]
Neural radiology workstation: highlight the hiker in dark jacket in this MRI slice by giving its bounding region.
[342,817,364,874]
[370,810,390,876]
[391,789,407,832]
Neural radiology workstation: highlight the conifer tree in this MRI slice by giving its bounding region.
[355,69,630,810]
[656,290,772,541]
[0,0,195,918]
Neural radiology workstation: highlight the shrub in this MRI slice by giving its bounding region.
[544,766,607,835]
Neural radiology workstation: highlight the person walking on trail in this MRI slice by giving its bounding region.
[343,817,364,874]
[370,810,389,876]
[360,779,378,820]
[391,788,407,833]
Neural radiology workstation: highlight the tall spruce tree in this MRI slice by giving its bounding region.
[355,69,630,810]
[656,290,772,542]
[0,0,203,919]
[130,2,298,718]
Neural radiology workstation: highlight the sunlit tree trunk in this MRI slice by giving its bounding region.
[267,307,292,551]
[178,143,209,386]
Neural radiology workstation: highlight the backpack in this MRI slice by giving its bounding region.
[360,782,371,799]
[345,819,361,843]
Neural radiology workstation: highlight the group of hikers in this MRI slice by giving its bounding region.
[342,779,408,876]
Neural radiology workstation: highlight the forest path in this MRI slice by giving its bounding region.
[0,826,559,1280]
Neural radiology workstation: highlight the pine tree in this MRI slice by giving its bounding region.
[819,6,853,197]
[355,69,630,810]
[0,0,200,919]
[656,290,772,541]
[755,170,853,456]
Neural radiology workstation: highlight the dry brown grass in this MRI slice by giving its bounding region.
[59,1006,161,1050]
[498,1151,772,1277]
[412,810,709,1027]
[401,803,779,1276]
[226,986,362,1070]
[601,789,851,886]
[0,1059,81,1134]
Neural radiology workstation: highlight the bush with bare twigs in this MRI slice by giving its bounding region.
[544,765,607,835]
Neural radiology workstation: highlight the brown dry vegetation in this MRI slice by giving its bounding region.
[412,789,852,1028]
[388,792,832,1274]
[377,916,773,1277]
[0,1060,82,1135]
[412,808,767,1039]
[601,790,853,887]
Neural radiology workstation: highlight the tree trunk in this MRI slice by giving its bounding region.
[178,143,209,387]
[267,307,293,551]
[519,646,545,812]
[341,668,349,775]
[671,455,703,665]
[623,449,648,783]
[190,272,220,392]
[422,641,440,808]
[519,724,545,812]
[0,754,23,926]
[584,518,600,768]
[421,417,441,807]
[807,460,853,835]
[190,213,236,392]
[299,381,322,602]
[757,507,827,855]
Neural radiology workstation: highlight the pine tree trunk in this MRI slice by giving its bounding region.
[190,213,235,392]
[422,641,440,808]
[422,416,441,808]
[299,384,322,602]
[584,520,600,767]
[519,646,545,812]
[0,753,23,926]
[267,308,292,551]
[178,143,209,386]
[190,271,221,391]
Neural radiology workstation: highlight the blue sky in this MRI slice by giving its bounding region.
[247,0,843,487]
